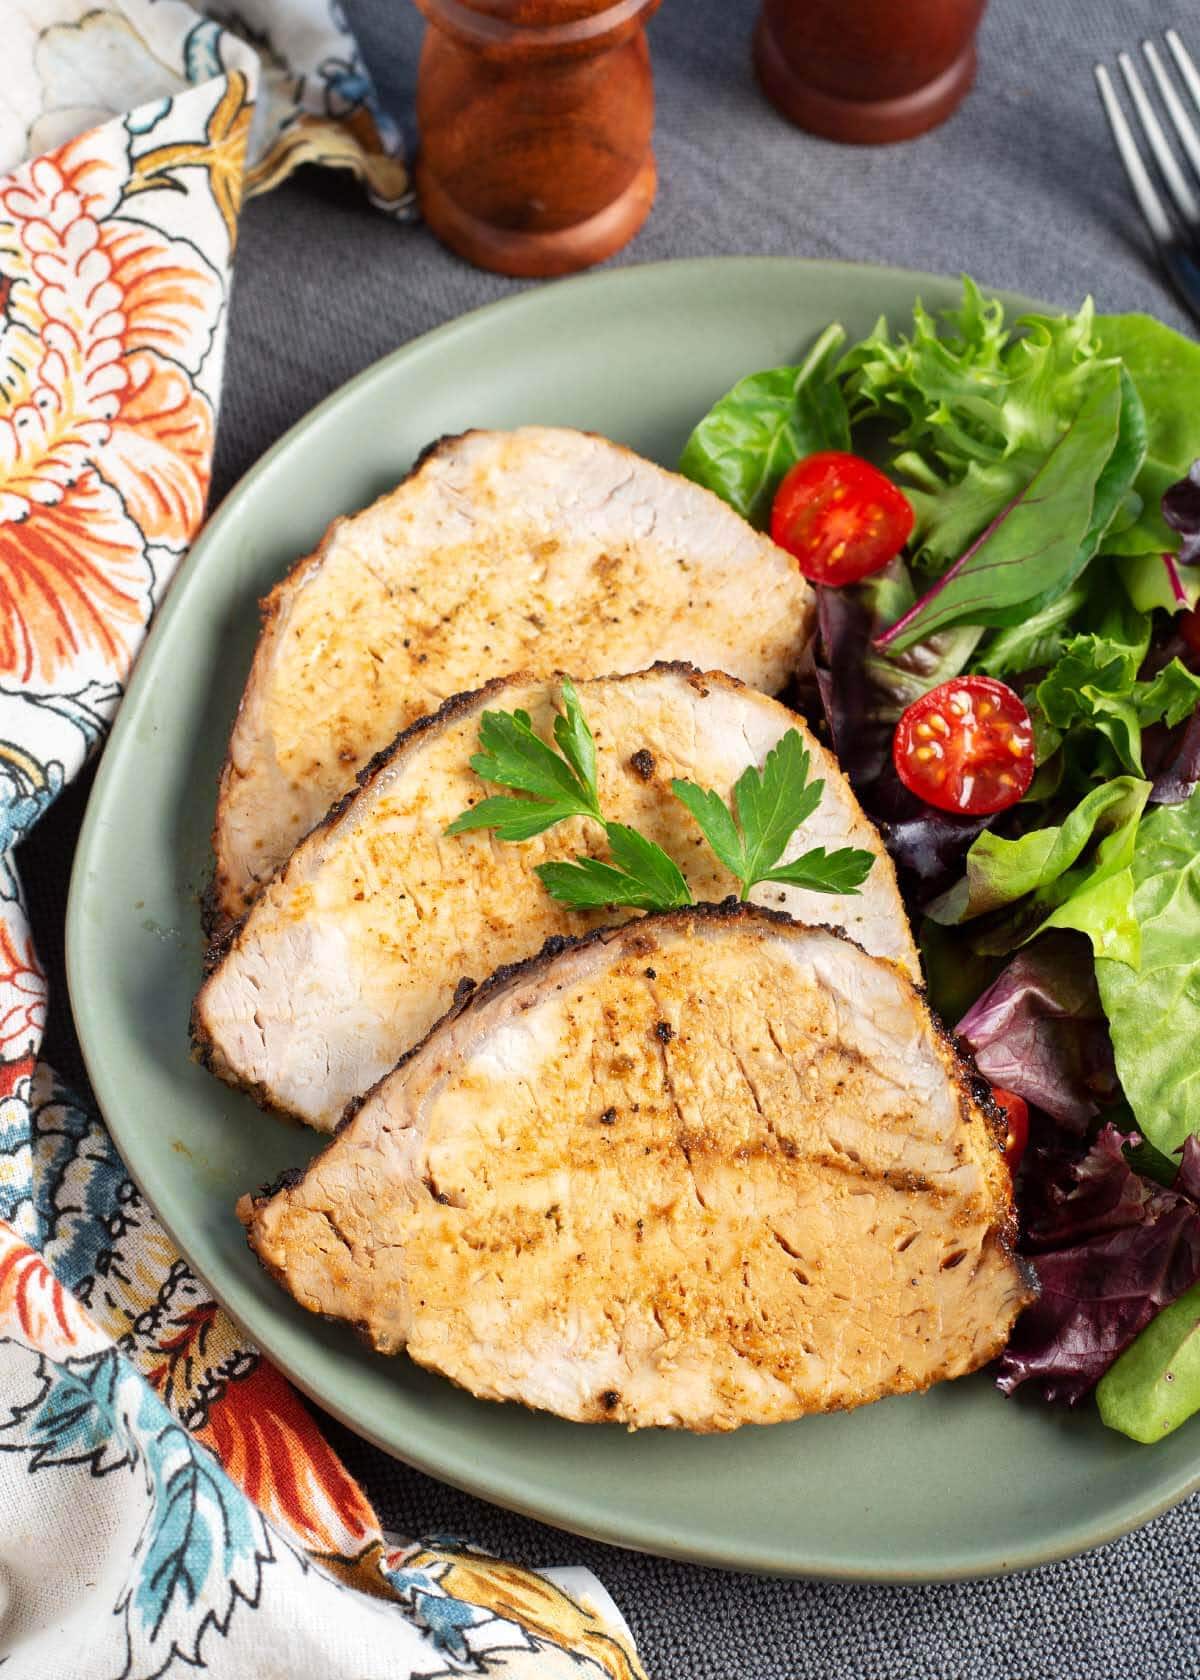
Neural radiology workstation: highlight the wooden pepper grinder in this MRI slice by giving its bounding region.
[754,0,988,144]
[413,0,663,278]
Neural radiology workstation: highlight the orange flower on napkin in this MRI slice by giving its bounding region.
[0,127,219,690]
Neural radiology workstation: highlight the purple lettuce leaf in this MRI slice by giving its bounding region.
[1163,459,1200,565]
[1176,1133,1200,1201]
[955,932,1119,1129]
[996,1127,1200,1403]
[1137,607,1200,803]
[1149,708,1200,805]
[813,583,988,901]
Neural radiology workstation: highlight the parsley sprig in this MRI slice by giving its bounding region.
[445,682,603,840]
[446,680,691,910]
[672,732,874,901]
[446,681,874,912]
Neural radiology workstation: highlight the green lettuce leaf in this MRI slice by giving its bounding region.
[1032,603,1152,776]
[842,285,1126,572]
[1026,583,1200,783]
[1135,660,1200,729]
[878,366,1137,651]
[973,583,1090,679]
[1094,315,1200,560]
[1096,787,1200,1156]
[1095,314,1200,468]
[1118,550,1200,615]
[927,776,1150,965]
[679,323,850,525]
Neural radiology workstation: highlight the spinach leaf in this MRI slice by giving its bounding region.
[927,775,1151,966]
[1097,786,1200,1156]
[1084,367,1149,552]
[1102,458,1182,559]
[879,366,1135,651]
[679,323,850,526]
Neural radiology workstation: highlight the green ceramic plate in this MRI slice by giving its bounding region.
[68,258,1200,1579]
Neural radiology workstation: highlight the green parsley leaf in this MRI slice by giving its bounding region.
[446,689,602,840]
[551,677,597,797]
[669,781,743,878]
[536,825,693,912]
[445,794,592,843]
[450,692,872,914]
[733,732,824,881]
[605,823,693,904]
[672,729,873,900]
[762,846,876,895]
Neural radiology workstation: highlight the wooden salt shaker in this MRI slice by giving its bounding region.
[413,0,662,278]
[754,0,988,144]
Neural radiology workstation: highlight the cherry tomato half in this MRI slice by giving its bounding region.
[893,676,1035,816]
[992,1087,1029,1176]
[770,451,915,586]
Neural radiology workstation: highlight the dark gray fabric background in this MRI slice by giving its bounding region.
[22,0,1200,1673]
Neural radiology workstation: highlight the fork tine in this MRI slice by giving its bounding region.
[1095,63,1175,245]
[1118,51,1199,227]
[1166,30,1200,121]
[1143,39,1200,196]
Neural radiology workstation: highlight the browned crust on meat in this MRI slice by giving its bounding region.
[240,902,1033,1297]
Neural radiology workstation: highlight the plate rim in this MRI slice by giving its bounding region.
[66,254,1200,1580]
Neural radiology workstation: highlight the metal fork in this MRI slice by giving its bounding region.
[1095,29,1200,327]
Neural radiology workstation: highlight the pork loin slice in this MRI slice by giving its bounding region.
[195,664,918,1131]
[241,906,1034,1432]
[213,427,814,927]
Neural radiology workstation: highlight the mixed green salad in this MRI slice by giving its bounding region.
[679,279,1200,1445]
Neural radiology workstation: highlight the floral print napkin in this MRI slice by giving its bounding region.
[0,6,644,1675]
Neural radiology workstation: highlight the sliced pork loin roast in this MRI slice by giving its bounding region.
[195,664,918,1131]
[213,427,814,927]
[240,905,1034,1432]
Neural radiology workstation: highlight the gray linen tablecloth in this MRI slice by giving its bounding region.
[23,0,1200,1673]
